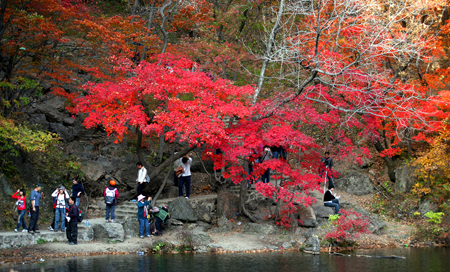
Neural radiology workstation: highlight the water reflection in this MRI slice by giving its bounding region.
[2,247,448,272]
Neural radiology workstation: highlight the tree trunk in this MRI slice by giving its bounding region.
[374,140,396,182]
[239,160,258,222]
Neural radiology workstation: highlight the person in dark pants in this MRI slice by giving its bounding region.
[28,184,43,234]
[178,155,192,199]
[323,184,341,215]
[66,197,78,245]
[72,178,84,207]
[136,162,148,196]
[320,151,334,187]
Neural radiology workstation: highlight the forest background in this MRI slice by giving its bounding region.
[1,0,450,243]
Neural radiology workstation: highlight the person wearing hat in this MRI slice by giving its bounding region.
[28,184,43,234]
[104,180,119,223]
[51,185,70,232]
[137,194,152,238]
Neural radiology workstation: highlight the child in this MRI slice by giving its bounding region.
[104,180,119,223]
[137,194,152,238]
[12,189,27,232]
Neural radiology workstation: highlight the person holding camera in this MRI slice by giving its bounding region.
[12,189,27,232]
[51,186,70,232]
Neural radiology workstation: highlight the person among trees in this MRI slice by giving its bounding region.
[51,186,70,232]
[72,178,84,207]
[323,184,341,215]
[104,180,119,223]
[28,184,43,234]
[66,196,79,245]
[178,155,192,199]
[319,151,334,187]
[260,146,273,183]
[136,162,148,196]
[137,194,152,238]
[12,189,27,232]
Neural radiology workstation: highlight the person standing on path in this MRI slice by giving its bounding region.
[178,155,192,199]
[71,178,84,207]
[51,186,70,232]
[320,151,334,188]
[66,197,78,245]
[137,194,152,238]
[260,146,273,183]
[12,189,27,232]
[104,180,119,223]
[136,162,148,196]
[28,184,43,234]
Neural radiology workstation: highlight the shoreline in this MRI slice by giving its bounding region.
[0,231,447,266]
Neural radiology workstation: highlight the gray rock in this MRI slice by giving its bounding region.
[163,186,179,199]
[93,223,125,242]
[83,160,106,181]
[97,156,115,174]
[28,113,49,130]
[35,96,67,123]
[298,205,318,228]
[282,242,292,249]
[335,171,374,195]
[63,117,75,126]
[169,197,197,222]
[216,190,239,219]
[192,227,211,245]
[243,223,276,235]
[195,204,212,223]
[394,165,416,193]
[340,202,387,234]
[167,219,183,225]
[49,122,74,142]
[217,216,233,229]
[122,217,140,238]
[267,246,279,250]
[196,246,208,253]
[419,199,439,217]
[303,235,320,254]
[312,205,335,218]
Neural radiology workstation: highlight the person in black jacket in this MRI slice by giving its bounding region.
[323,185,341,215]
[66,197,78,245]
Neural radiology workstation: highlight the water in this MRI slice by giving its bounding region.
[2,247,449,272]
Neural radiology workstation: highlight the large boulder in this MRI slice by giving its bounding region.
[340,202,386,234]
[83,160,106,181]
[394,165,416,193]
[243,223,277,235]
[216,190,239,219]
[169,197,197,222]
[122,217,140,238]
[93,223,125,242]
[335,171,374,195]
[49,122,74,142]
[297,205,318,228]
[191,226,211,245]
[28,113,49,130]
[312,205,335,218]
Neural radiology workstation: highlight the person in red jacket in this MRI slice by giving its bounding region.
[12,189,27,232]
[104,180,119,223]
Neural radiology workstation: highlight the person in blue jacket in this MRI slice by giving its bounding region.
[137,194,152,238]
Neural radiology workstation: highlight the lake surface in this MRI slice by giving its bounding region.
[2,247,449,272]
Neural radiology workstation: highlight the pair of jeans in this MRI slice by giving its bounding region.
[55,208,66,230]
[139,218,149,236]
[137,183,144,196]
[66,220,78,244]
[106,204,115,220]
[153,217,163,234]
[75,197,81,207]
[16,209,27,230]
[324,199,340,214]
[261,169,271,183]
[28,206,39,231]
[178,175,191,198]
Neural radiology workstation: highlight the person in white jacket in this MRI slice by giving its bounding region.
[178,155,192,199]
[136,161,148,196]
[51,186,70,232]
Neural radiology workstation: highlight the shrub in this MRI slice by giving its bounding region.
[323,209,370,247]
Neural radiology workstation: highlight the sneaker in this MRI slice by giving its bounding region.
[140,236,144,239]
[22,229,28,233]
[111,220,115,223]
[34,230,40,233]
[106,219,110,223]
[146,235,152,238]
[48,226,54,231]
[61,229,65,232]
[185,197,189,199]
[54,229,58,232]
[14,229,18,232]
[69,242,76,245]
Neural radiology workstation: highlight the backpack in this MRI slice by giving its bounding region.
[154,205,170,222]
[25,195,32,212]
[146,174,150,183]
[77,207,83,222]
[105,188,116,204]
